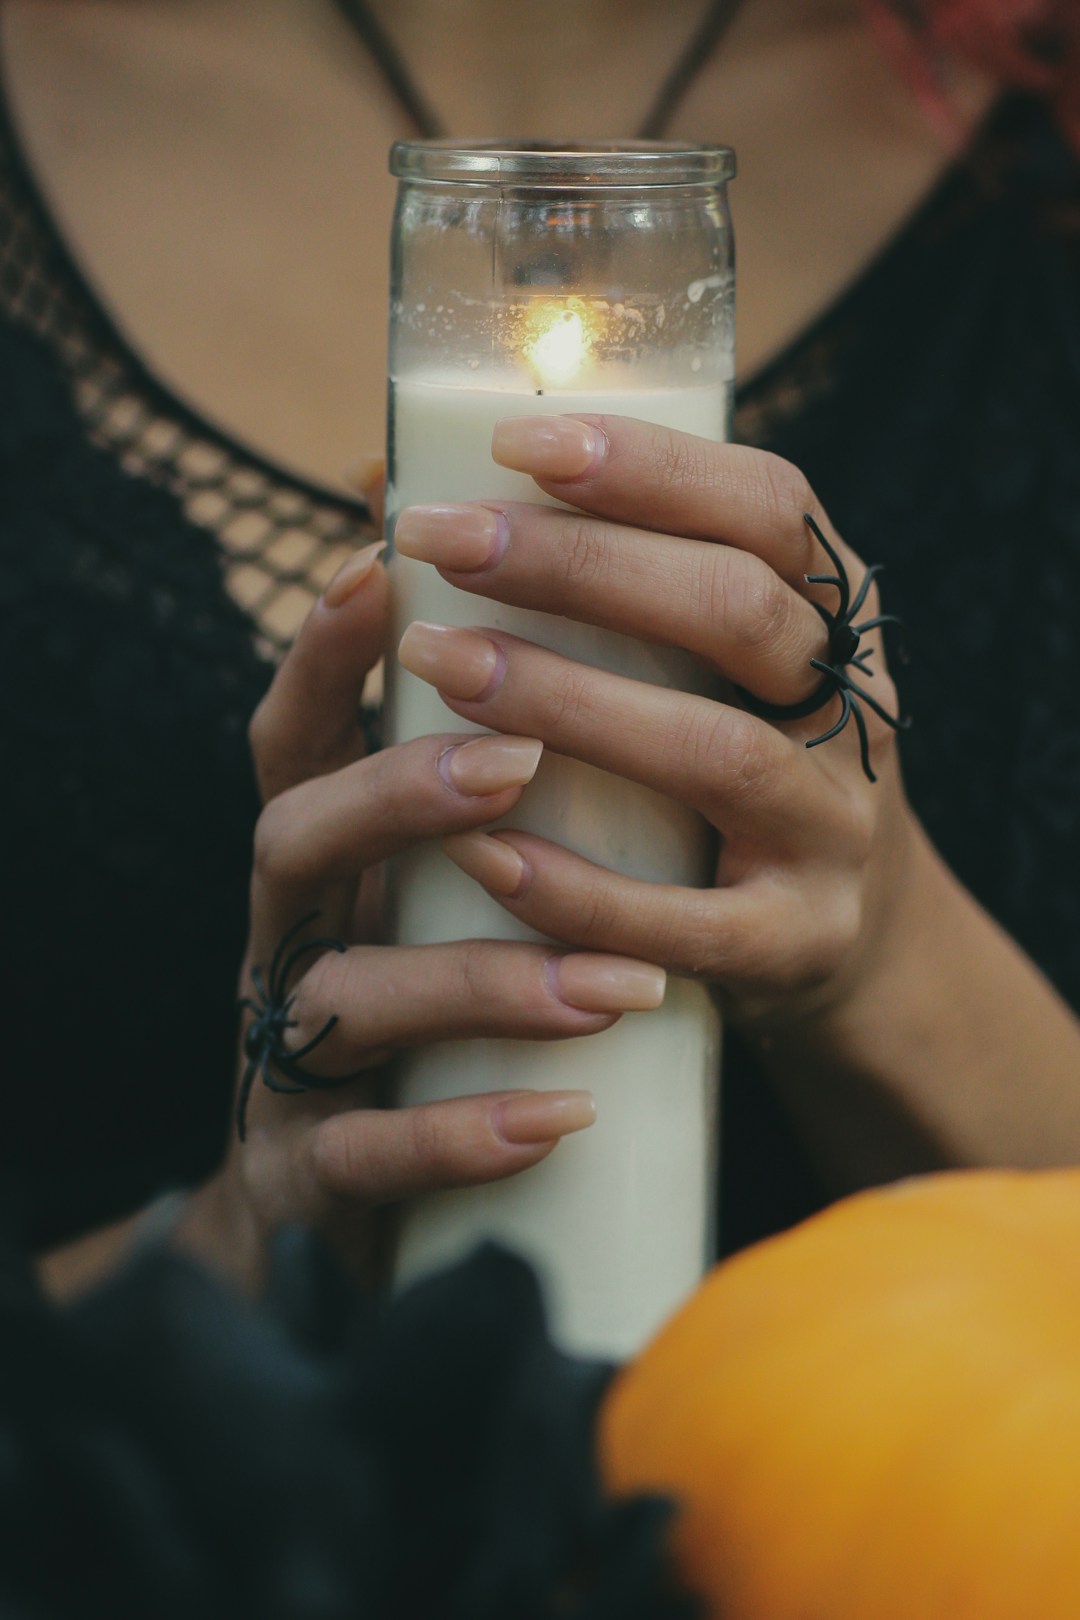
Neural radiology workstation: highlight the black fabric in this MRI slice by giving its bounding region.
[1,84,1078,1253]
[0,1235,693,1619]
[722,95,1080,1249]
[0,65,373,1247]
[0,316,271,1243]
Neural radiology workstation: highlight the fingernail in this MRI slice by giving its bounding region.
[442,830,528,894]
[547,954,667,1012]
[395,504,509,571]
[492,416,607,480]
[493,1089,596,1145]
[398,621,504,700]
[439,736,543,797]
[322,541,387,607]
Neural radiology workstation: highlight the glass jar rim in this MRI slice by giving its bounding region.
[390,139,735,188]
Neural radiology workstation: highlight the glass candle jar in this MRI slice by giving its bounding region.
[385,141,735,1357]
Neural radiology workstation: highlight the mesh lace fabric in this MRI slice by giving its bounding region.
[2,83,1080,1252]
[0,96,375,1245]
[0,112,375,657]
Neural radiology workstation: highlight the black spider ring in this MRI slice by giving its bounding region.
[236,911,366,1141]
[736,513,909,782]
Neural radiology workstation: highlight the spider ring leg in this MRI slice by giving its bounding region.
[804,687,875,781]
[266,911,322,1003]
[830,668,912,735]
[282,1011,340,1065]
[271,933,348,1005]
[237,912,355,1139]
[236,1060,260,1142]
[260,1067,312,1097]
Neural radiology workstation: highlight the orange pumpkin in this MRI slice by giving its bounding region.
[599,1168,1080,1619]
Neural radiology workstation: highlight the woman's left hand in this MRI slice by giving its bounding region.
[394,414,919,1038]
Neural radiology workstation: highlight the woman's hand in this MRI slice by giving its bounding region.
[394,415,913,1035]
[392,414,1080,1190]
[180,530,667,1289]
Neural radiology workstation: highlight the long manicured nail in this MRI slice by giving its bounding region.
[493,1089,596,1145]
[442,830,528,894]
[395,504,508,571]
[547,954,666,1012]
[322,541,387,607]
[439,737,542,798]
[398,622,504,699]
[492,416,607,480]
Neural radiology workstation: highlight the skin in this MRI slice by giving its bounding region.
[1,0,994,476]
[13,0,1080,1295]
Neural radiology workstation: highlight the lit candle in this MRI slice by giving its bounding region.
[384,142,734,1357]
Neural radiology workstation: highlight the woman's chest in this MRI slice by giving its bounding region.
[3,0,399,480]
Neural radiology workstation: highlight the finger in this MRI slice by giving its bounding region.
[395,500,827,705]
[310,1087,595,1206]
[282,939,667,1068]
[248,540,389,803]
[350,458,387,534]
[489,413,856,600]
[396,621,852,832]
[250,731,544,953]
[441,829,860,1000]
[441,827,728,974]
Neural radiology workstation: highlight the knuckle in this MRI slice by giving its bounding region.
[355,746,403,824]
[791,889,864,990]
[720,712,776,804]
[545,660,595,732]
[652,428,720,500]
[292,945,349,1033]
[404,1105,456,1185]
[746,883,863,1000]
[251,793,299,885]
[660,880,866,1014]
[725,556,791,660]
[456,939,496,1007]
[650,889,718,975]
[251,782,328,888]
[684,703,770,805]
[685,547,729,640]
[311,1114,356,1197]
[756,452,817,532]
[569,879,622,949]
[557,518,612,592]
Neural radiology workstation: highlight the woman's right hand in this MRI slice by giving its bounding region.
[180,539,666,1287]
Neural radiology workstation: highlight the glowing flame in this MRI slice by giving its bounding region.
[522,299,597,388]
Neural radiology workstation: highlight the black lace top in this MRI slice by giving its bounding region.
[2,81,1079,1252]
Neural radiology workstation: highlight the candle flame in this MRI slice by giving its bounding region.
[523,299,596,388]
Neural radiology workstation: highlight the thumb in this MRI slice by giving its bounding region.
[348,457,387,535]
[249,541,389,803]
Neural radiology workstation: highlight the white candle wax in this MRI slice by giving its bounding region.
[386,374,727,1358]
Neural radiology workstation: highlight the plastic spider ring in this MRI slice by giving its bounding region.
[735,513,909,783]
[236,911,367,1141]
